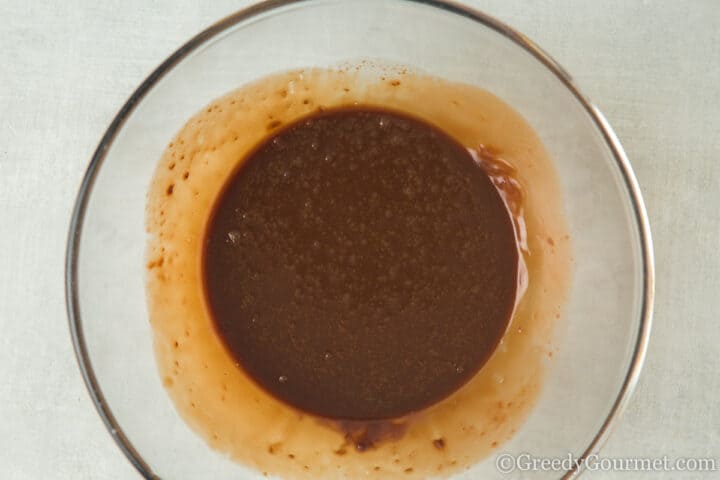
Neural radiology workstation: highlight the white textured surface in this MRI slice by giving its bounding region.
[0,1,718,479]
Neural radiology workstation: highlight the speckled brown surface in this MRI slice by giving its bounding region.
[203,107,518,421]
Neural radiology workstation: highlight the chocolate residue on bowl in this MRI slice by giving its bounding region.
[146,66,571,479]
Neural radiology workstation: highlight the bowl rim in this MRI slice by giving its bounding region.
[65,1,655,478]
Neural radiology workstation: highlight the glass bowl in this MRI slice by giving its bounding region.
[66,1,654,479]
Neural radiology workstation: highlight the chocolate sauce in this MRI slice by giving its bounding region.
[148,68,573,478]
[202,107,519,421]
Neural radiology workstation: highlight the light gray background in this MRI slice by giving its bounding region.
[1,0,718,478]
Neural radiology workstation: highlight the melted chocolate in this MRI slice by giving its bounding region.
[202,107,518,420]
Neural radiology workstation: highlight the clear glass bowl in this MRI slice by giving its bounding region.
[66,1,654,479]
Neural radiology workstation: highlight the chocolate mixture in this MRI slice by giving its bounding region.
[203,107,518,421]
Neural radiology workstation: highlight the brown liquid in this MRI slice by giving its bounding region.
[146,66,572,479]
[203,107,519,421]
